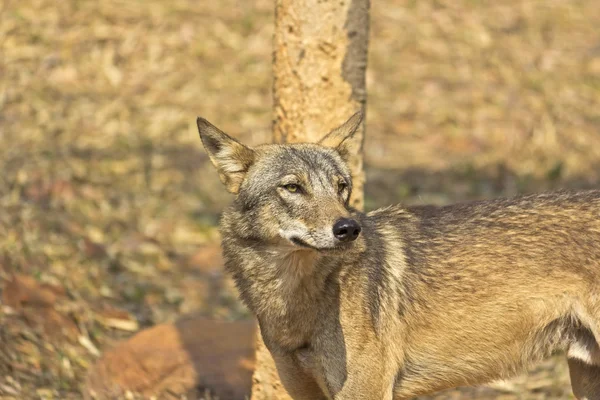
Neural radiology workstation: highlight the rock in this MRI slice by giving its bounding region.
[85,317,256,400]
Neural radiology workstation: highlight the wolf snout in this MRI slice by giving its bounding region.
[332,218,361,242]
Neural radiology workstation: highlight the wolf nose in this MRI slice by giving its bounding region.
[333,218,361,242]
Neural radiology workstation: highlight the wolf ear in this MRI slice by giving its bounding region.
[318,111,363,162]
[197,117,255,194]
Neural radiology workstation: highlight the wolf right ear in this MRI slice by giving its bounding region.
[318,111,363,163]
[197,117,255,194]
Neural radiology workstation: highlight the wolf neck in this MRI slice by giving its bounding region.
[223,235,341,351]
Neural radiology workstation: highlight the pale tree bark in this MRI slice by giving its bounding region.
[250,0,370,398]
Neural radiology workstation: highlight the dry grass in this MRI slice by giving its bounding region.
[0,0,599,398]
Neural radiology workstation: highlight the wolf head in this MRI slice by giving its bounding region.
[197,113,363,250]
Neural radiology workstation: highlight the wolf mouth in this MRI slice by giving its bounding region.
[290,237,348,251]
[290,237,320,250]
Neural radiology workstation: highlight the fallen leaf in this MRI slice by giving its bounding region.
[80,237,108,259]
[2,275,65,309]
[95,306,139,332]
[79,335,101,357]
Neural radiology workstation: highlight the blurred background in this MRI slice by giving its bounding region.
[1,0,600,398]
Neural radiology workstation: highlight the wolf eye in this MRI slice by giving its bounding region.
[338,181,348,193]
[284,184,300,193]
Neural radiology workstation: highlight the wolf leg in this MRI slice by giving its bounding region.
[568,299,600,399]
[568,357,600,400]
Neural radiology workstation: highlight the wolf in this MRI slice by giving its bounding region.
[196,112,600,400]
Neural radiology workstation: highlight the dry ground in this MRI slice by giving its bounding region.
[1,0,600,398]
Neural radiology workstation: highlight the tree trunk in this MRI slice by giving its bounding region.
[250,0,370,398]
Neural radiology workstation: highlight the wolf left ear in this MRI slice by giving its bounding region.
[318,111,364,162]
[197,117,255,194]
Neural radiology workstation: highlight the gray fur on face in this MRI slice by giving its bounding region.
[233,144,354,249]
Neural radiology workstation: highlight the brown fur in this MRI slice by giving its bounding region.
[197,113,600,400]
